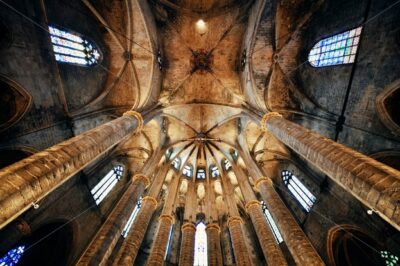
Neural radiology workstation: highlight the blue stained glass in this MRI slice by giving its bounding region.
[49,26,101,66]
[0,245,25,266]
[308,26,362,67]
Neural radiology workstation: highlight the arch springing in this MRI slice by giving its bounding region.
[91,165,124,205]
[282,170,316,212]
[49,26,100,66]
[193,222,208,266]
[308,26,362,67]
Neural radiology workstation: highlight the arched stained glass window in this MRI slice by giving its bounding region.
[381,250,399,266]
[49,26,100,66]
[223,159,232,171]
[196,168,206,180]
[261,201,283,243]
[0,245,25,266]
[308,26,362,67]
[172,157,181,170]
[282,170,316,212]
[193,222,208,266]
[91,165,124,205]
[121,197,142,238]
[183,164,193,178]
[209,164,219,178]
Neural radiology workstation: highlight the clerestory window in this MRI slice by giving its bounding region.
[91,165,124,205]
[261,201,283,243]
[121,197,142,238]
[223,159,232,171]
[49,25,101,66]
[308,26,362,67]
[209,165,219,178]
[282,170,316,212]
[196,168,206,180]
[183,164,193,178]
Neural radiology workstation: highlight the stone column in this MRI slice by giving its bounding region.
[112,162,170,265]
[77,174,150,266]
[146,173,181,266]
[146,214,174,266]
[245,201,287,266]
[255,177,324,265]
[112,196,158,266]
[227,216,252,266]
[179,222,196,266]
[0,111,143,229]
[206,223,223,266]
[230,162,287,265]
[261,112,400,230]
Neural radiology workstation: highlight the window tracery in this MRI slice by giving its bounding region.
[223,159,232,171]
[122,197,142,238]
[282,170,316,212]
[196,168,206,180]
[261,201,283,243]
[49,26,100,66]
[210,165,219,178]
[183,164,193,178]
[308,26,362,67]
[172,157,181,170]
[0,245,25,266]
[91,165,124,205]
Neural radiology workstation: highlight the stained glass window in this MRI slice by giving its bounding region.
[230,149,238,160]
[172,158,181,170]
[49,26,100,66]
[261,201,283,243]
[196,168,206,180]
[381,250,399,266]
[282,170,316,212]
[121,197,142,238]
[194,222,208,266]
[210,165,219,178]
[0,245,25,266]
[308,26,362,67]
[183,164,193,178]
[165,148,173,161]
[223,159,232,171]
[91,165,124,205]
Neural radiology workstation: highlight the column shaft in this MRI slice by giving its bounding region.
[112,196,157,266]
[146,215,173,266]
[0,111,143,229]
[246,202,287,266]
[206,224,223,266]
[179,222,196,266]
[257,178,324,265]
[263,113,400,230]
[77,175,149,266]
[227,217,252,266]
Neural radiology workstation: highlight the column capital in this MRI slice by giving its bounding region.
[227,216,243,227]
[245,200,260,213]
[132,174,150,188]
[206,223,221,232]
[260,112,282,131]
[159,214,174,224]
[123,110,144,133]
[181,222,196,232]
[142,196,157,207]
[254,176,273,189]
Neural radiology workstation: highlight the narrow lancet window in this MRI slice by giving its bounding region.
[49,26,100,66]
[194,222,208,266]
[121,197,142,238]
[210,165,219,178]
[223,159,232,171]
[261,201,283,243]
[91,165,124,205]
[308,26,362,67]
[0,245,25,266]
[183,164,193,178]
[196,168,206,180]
[282,170,316,212]
[172,157,181,170]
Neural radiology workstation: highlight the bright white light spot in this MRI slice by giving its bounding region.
[195,19,207,35]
